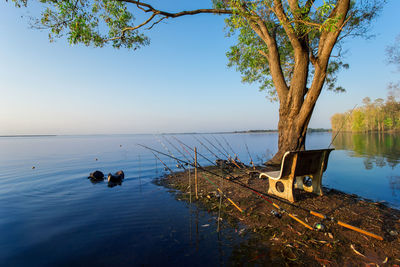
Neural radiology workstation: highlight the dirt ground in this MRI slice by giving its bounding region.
[156,164,400,266]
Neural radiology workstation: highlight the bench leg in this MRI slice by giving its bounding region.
[294,176,304,190]
[268,178,295,203]
[306,151,327,196]
[310,173,323,196]
[294,174,323,196]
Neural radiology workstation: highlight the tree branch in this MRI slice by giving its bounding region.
[305,0,316,10]
[105,1,232,44]
[121,0,233,17]
[272,0,302,50]
[299,0,351,126]
[318,0,351,64]
[105,12,157,42]
[237,2,289,101]
[288,0,302,20]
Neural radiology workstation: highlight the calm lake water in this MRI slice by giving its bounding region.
[0,132,399,265]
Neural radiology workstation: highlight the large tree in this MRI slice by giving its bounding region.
[9,0,384,165]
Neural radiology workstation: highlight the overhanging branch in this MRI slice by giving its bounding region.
[106,0,232,43]
[121,0,233,17]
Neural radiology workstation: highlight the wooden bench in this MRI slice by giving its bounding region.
[259,149,334,202]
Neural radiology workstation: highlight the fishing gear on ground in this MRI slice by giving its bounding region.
[140,143,384,241]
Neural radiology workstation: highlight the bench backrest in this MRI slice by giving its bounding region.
[280,149,334,178]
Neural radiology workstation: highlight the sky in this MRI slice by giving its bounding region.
[0,0,399,135]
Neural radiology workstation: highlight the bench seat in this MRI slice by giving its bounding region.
[259,149,334,202]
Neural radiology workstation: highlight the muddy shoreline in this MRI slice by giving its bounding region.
[155,165,400,266]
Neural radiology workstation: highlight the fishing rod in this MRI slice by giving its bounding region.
[192,135,220,160]
[138,144,313,230]
[159,138,243,213]
[151,152,174,174]
[202,135,229,159]
[155,135,184,169]
[140,144,384,240]
[221,136,236,157]
[244,141,255,170]
[197,172,244,213]
[193,135,245,176]
[213,135,232,160]
[156,134,385,237]
[155,135,176,159]
[172,136,216,167]
[176,135,245,172]
[171,136,196,162]
[149,142,244,213]
[215,146,384,240]
[214,135,243,168]
[175,136,247,177]
[221,135,241,162]
[162,135,192,164]
[328,104,358,149]
[208,146,312,229]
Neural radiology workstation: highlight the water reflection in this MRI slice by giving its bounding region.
[1,133,399,265]
[331,132,400,200]
[332,133,400,169]
[389,176,400,197]
[88,178,104,185]
[107,180,123,188]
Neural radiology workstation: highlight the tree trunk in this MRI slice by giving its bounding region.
[267,104,314,166]
[244,0,350,167]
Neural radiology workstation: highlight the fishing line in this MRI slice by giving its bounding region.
[151,151,174,175]
[202,135,229,159]
[172,136,216,167]
[328,104,358,149]
[139,144,311,229]
[192,135,220,159]
[221,136,237,158]
[151,140,243,213]
[244,140,255,169]
[162,135,192,164]
[216,136,243,168]
[156,135,185,170]
[140,144,384,240]
[213,135,232,159]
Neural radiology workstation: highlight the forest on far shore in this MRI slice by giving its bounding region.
[331,94,400,132]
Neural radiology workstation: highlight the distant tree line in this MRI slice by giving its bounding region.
[231,128,331,134]
[331,96,400,132]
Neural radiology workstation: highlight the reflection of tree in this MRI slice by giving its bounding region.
[376,156,387,168]
[333,133,400,169]
[389,176,400,197]
[363,158,373,170]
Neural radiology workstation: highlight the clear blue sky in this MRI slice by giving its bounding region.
[0,0,399,135]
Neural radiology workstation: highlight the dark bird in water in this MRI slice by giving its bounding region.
[107,170,125,183]
[88,170,104,180]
